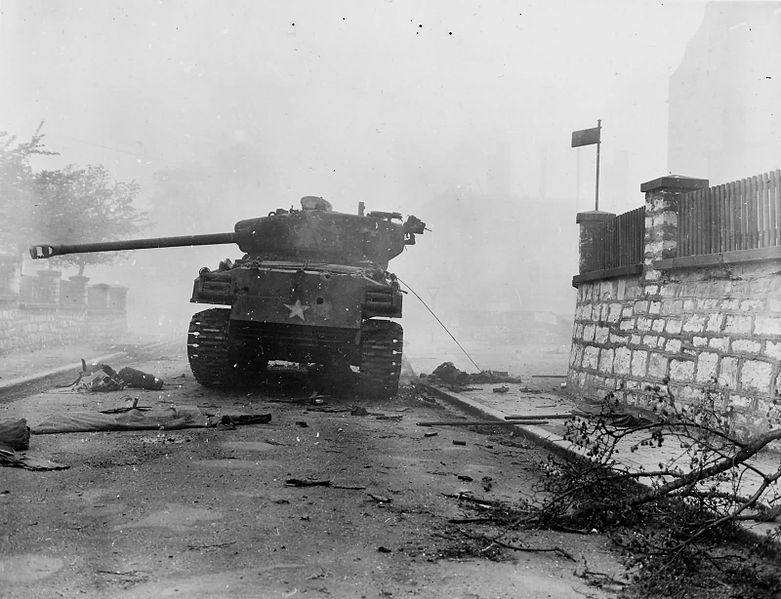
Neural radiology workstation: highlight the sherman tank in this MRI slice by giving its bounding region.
[30,196,426,398]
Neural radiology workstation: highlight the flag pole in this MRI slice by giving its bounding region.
[594,119,602,211]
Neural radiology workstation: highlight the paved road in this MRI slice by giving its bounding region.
[0,344,622,598]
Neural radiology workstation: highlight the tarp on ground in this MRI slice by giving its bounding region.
[32,406,220,434]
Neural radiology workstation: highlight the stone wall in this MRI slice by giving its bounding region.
[0,306,127,354]
[0,265,128,354]
[567,175,781,439]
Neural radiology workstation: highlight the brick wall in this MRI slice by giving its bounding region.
[568,175,781,440]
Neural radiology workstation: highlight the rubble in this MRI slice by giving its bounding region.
[428,362,525,389]
[0,418,30,450]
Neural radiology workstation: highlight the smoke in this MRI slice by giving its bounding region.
[1,0,710,366]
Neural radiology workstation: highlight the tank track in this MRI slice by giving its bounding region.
[357,319,403,399]
[187,308,236,387]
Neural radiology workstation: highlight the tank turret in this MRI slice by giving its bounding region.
[29,197,426,398]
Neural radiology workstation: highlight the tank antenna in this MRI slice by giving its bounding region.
[396,277,482,372]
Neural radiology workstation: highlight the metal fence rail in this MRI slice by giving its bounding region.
[678,170,781,257]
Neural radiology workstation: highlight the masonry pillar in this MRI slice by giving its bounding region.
[87,283,110,311]
[36,269,62,305]
[0,255,20,298]
[107,286,128,313]
[61,275,89,308]
[640,175,709,284]
[576,211,615,274]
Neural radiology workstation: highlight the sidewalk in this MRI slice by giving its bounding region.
[421,380,781,540]
[0,335,174,391]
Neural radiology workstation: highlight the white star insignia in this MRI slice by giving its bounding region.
[283,299,310,320]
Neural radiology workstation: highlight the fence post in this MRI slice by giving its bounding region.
[576,210,615,274]
[640,175,709,284]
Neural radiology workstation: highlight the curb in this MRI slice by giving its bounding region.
[420,382,591,465]
[420,381,777,544]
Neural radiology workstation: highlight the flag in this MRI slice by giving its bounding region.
[571,126,601,147]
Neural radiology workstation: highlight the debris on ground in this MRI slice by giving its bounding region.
[0,444,69,471]
[0,418,30,450]
[285,478,332,487]
[427,362,525,389]
[220,413,272,427]
[492,385,510,393]
[117,367,164,390]
[367,493,392,503]
[31,407,272,434]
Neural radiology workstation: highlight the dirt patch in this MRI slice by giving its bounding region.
[0,554,64,583]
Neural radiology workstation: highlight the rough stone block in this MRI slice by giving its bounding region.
[723,314,752,335]
[599,303,610,321]
[675,385,702,402]
[730,394,751,409]
[698,298,719,310]
[768,298,781,313]
[637,317,653,332]
[598,348,615,374]
[708,337,730,352]
[670,359,695,382]
[665,318,683,335]
[755,316,781,336]
[642,335,658,348]
[683,299,696,312]
[661,300,683,315]
[652,319,666,332]
[630,334,642,345]
[614,346,632,376]
[692,336,708,347]
[741,299,764,312]
[696,352,719,383]
[616,279,626,300]
[683,314,706,333]
[634,300,649,314]
[664,338,682,353]
[706,313,724,333]
[643,285,659,296]
[722,298,741,310]
[765,340,781,361]
[740,360,773,394]
[619,318,635,331]
[648,352,668,379]
[607,303,623,323]
[582,346,599,370]
[595,326,610,344]
[583,324,596,342]
[569,345,583,367]
[719,357,739,389]
[609,332,628,344]
[731,338,761,354]
[631,350,648,377]
[660,283,680,298]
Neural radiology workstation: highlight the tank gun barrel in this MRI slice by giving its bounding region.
[30,232,239,260]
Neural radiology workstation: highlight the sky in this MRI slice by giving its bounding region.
[0,0,714,354]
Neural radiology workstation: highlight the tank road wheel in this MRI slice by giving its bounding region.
[357,319,403,400]
[187,308,236,388]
